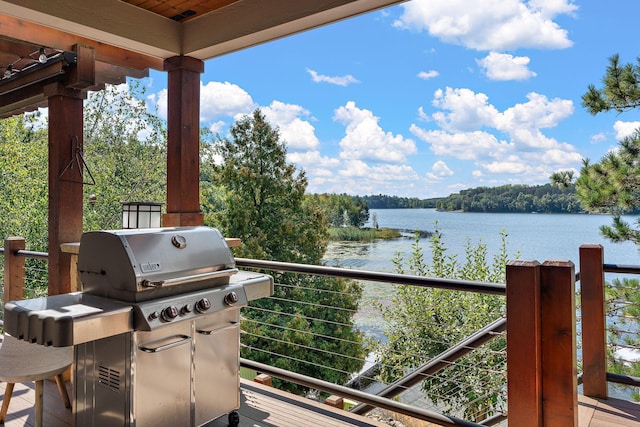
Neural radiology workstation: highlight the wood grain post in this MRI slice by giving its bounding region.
[45,83,86,296]
[579,244,607,399]
[163,56,205,227]
[3,237,26,304]
[506,260,542,427]
[541,260,578,427]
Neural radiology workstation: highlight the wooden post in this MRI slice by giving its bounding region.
[254,374,272,386]
[579,244,607,399]
[163,56,205,227]
[540,260,578,426]
[45,83,86,296]
[506,260,542,427]
[3,237,26,304]
[325,395,344,410]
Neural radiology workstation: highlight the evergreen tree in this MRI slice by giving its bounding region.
[206,109,366,394]
[552,53,640,399]
[583,54,640,114]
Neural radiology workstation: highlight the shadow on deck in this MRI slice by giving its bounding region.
[0,376,639,426]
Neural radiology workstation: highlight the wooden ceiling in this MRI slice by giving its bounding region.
[121,0,240,22]
[0,0,406,117]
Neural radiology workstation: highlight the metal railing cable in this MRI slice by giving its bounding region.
[241,358,485,427]
[350,316,507,415]
[237,257,508,425]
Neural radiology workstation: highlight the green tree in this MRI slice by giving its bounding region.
[205,109,366,394]
[0,114,49,251]
[83,82,167,230]
[552,53,640,400]
[305,193,369,228]
[377,227,513,422]
[583,54,640,115]
[0,114,50,297]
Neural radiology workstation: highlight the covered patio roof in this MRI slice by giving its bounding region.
[0,0,404,113]
[0,0,405,295]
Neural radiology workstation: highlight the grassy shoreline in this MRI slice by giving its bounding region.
[328,227,402,242]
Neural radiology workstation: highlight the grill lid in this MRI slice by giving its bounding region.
[77,226,237,302]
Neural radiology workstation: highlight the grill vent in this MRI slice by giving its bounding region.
[98,365,121,391]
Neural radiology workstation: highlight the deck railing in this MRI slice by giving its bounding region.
[2,238,639,426]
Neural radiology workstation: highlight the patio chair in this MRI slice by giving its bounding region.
[0,334,72,427]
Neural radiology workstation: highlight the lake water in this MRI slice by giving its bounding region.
[323,209,640,344]
[323,209,640,271]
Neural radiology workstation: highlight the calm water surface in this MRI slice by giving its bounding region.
[323,209,640,271]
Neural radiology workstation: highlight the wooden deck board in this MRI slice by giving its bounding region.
[0,377,638,426]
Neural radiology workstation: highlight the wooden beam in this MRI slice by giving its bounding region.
[45,82,86,296]
[0,60,64,93]
[66,44,95,89]
[0,15,163,71]
[163,55,204,227]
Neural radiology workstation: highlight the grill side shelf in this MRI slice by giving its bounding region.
[4,293,134,347]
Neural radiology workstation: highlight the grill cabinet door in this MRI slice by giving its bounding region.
[134,323,193,427]
[194,309,241,426]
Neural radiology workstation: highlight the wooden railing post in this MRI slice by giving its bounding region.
[541,260,578,426]
[506,260,542,426]
[579,244,607,399]
[3,237,26,305]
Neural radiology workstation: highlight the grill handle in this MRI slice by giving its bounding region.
[196,322,238,335]
[141,268,239,288]
[139,335,191,353]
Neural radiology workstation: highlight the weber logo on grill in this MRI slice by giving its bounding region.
[141,262,162,273]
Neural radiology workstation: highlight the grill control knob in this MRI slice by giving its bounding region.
[195,298,211,313]
[161,306,179,322]
[181,304,193,315]
[224,291,239,306]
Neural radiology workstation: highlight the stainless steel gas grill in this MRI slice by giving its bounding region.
[4,226,273,427]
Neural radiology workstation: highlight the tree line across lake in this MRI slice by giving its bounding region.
[356,184,588,214]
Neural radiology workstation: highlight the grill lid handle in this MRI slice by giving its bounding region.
[141,268,239,288]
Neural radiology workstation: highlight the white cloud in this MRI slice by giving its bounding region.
[334,101,417,163]
[307,68,359,86]
[418,70,439,80]
[431,87,499,132]
[411,127,512,161]
[394,0,576,51]
[209,121,226,134]
[412,86,580,181]
[426,160,454,181]
[614,120,640,140]
[262,101,319,150]
[287,150,340,169]
[200,81,256,121]
[151,81,255,123]
[497,92,574,131]
[477,52,537,81]
[432,160,454,176]
[590,132,606,144]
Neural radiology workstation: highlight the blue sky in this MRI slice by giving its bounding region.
[145,0,640,199]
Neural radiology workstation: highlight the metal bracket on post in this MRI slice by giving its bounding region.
[58,136,95,185]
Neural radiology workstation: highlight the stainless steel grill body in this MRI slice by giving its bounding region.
[77,226,237,302]
[4,226,273,427]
